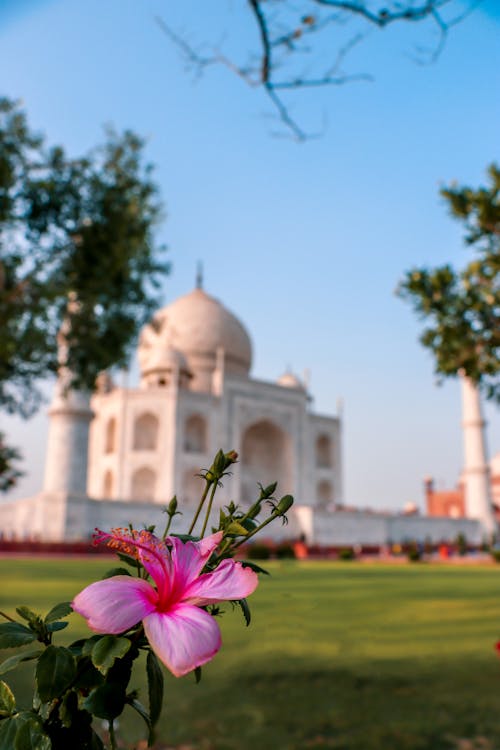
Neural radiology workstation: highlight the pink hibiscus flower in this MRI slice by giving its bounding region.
[72,528,258,677]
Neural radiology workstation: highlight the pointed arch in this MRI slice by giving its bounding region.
[241,419,293,502]
[316,434,332,468]
[133,413,159,451]
[184,414,207,453]
[105,417,116,454]
[131,467,156,502]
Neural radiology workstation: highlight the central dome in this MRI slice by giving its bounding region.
[138,287,253,391]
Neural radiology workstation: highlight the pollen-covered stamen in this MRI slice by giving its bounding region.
[94,527,173,602]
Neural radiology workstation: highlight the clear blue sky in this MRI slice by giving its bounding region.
[1,0,499,510]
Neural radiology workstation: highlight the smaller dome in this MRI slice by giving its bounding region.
[277,370,305,391]
[142,346,190,377]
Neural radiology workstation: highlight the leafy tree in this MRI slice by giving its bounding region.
[398,164,500,400]
[0,97,169,487]
[158,0,476,139]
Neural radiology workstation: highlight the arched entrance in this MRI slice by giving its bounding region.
[240,420,292,506]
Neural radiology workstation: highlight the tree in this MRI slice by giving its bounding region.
[398,164,500,400]
[0,97,169,487]
[157,0,476,139]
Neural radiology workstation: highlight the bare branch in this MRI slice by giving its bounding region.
[155,1,480,139]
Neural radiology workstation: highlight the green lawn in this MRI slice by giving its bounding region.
[2,558,500,749]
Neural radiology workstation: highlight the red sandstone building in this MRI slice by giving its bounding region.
[425,453,500,521]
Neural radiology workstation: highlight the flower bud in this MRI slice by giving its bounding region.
[274,495,294,516]
[259,481,277,500]
[167,495,178,516]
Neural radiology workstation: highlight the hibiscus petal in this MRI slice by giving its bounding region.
[143,604,221,677]
[183,559,259,606]
[167,531,223,597]
[136,534,173,602]
[72,576,157,634]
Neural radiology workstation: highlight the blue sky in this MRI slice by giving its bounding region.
[1,0,499,510]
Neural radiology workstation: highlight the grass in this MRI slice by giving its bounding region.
[2,558,500,749]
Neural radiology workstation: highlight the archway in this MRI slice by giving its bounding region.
[240,420,292,505]
[133,413,159,451]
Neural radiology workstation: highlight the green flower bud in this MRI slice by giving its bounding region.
[275,495,294,515]
[167,495,178,516]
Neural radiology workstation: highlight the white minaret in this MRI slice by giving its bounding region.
[43,384,93,495]
[43,300,93,496]
[461,374,496,536]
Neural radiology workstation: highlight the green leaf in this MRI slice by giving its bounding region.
[35,646,76,703]
[14,715,51,750]
[82,636,102,657]
[0,623,36,649]
[115,552,140,570]
[171,533,199,543]
[15,607,37,623]
[83,683,125,720]
[240,560,270,575]
[0,713,41,750]
[59,690,78,728]
[127,697,154,745]
[45,622,68,633]
[0,716,20,750]
[71,657,104,691]
[0,649,43,677]
[146,651,163,727]
[44,603,72,624]
[101,567,131,580]
[236,598,251,626]
[0,681,15,717]
[91,636,131,675]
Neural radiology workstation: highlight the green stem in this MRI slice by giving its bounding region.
[109,719,117,750]
[188,479,211,535]
[162,514,173,539]
[231,514,277,551]
[199,481,219,539]
[0,611,15,622]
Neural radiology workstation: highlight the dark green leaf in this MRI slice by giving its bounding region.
[59,690,78,728]
[44,603,72,624]
[171,534,199,543]
[240,560,270,575]
[0,716,20,750]
[83,683,125,720]
[15,607,37,623]
[0,623,36,649]
[14,715,51,750]
[72,657,104,691]
[0,681,15,717]
[101,568,131,580]
[236,598,251,626]
[0,649,43,677]
[146,651,163,727]
[46,622,68,633]
[36,646,76,702]
[91,636,131,675]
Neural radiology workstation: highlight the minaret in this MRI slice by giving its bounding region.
[461,374,496,536]
[43,301,93,496]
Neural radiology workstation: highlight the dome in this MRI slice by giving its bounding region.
[277,370,305,391]
[138,287,252,391]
